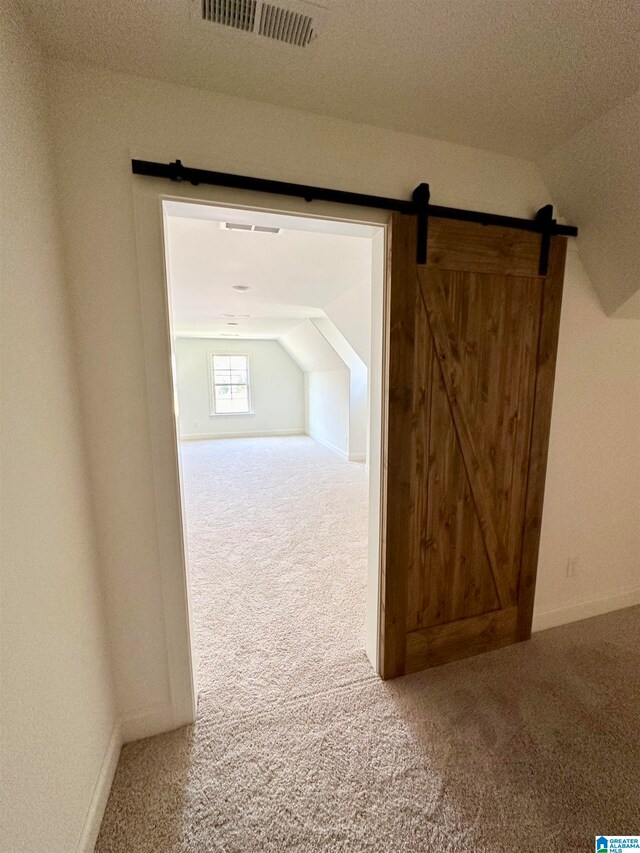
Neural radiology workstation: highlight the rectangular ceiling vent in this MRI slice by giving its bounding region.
[220,221,284,234]
[202,0,257,31]
[258,3,314,47]
[199,0,325,48]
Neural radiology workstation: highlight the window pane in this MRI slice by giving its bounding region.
[212,355,250,414]
[215,398,234,413]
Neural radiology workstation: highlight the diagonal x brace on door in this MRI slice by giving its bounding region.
[416,265,517,610]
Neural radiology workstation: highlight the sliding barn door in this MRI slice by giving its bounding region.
[381,213,567,678]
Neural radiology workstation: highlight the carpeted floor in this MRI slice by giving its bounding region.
[96,437,640,852]
[181,436,373,715]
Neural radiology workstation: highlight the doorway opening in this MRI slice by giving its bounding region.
[161,199,386,709]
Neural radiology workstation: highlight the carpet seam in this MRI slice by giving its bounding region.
[196,671,380,730]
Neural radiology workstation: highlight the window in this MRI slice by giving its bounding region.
[210,353,252,415]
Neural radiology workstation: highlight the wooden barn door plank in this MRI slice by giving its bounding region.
[416,265,514,610]
[516,237,567,640]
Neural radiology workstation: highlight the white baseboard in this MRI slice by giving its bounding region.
[532,587,640,633]
[348,451,367,463]
[120,702,174,743]
[76,720,122,853]
[181,429,304,441]
[306,431,348,460]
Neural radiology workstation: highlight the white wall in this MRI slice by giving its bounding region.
[312,317,368,463]
[539,90,640,317]
[0,6,118,850]
[47,59,640,738]
[174,337,304,439]
[279,319,353,459]
[532,246,640,629]
[305,370,351,459]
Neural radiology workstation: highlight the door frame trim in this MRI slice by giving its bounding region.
[132,178,390,731]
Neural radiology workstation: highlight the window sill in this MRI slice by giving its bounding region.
[209,411,255,418]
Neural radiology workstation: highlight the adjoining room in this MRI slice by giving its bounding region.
[162,201,385,705]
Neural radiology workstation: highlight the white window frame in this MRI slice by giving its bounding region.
[208,351,253,416]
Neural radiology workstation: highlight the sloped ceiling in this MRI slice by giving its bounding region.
[23,0,640,158]
[323,280,371,367]
[312,317,366,375]
[279,320,346,373]
[540,90,640,318]
[23,1,639,315]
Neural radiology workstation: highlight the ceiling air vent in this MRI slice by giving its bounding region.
[220,221,284,234]
[199,0,325,48]
[253,224,282,234]
[258,3,314,47]
[202,0,257,31]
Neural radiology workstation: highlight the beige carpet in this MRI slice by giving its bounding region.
[97,437,640,852]
[180,436,373,716]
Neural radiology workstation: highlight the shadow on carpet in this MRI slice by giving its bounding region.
[96,606,640,852]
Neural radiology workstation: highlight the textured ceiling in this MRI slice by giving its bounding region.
[24,0,640,157]
[538,89,640,316]
[165,203,372,337]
